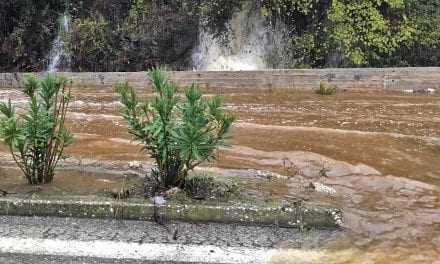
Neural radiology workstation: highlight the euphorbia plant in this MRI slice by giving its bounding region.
[116,68,234,189]
[0,74,74,184]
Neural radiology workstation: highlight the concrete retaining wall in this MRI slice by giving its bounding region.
[1,67,440,90]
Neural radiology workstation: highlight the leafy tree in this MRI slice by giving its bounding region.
[406,0,440,47]
[116,68,234,188]
[0,75,74,184]
[328,0,414,66]
[117,1,198,71]
[70,15,115,71]
[389,0,440,66]
[261,0,331,68]
[197,0,245,37]
[3,0,440,70]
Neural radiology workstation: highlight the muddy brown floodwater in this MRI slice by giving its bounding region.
[0,87,440,263]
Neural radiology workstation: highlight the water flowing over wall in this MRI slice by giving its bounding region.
[47,13,71,72]
[192,4,286,71]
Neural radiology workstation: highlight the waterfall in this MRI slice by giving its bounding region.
[47,13,71,72]
[192,5,285,71]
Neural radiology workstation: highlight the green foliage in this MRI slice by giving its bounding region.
[3,0,440,70]
[117,1,198,71]
[184,173,238,200]
[328,0,415,66]
[70,15,114,71]
[406,0,440,47]
[129,0,147,21]
[261,0,332,68]
[116,68,234,188]
[261,0,322,19]
[0,1,65,71]
[197,0,245,37]
[316,81,337,95]
[386,0,440,66]
[68,1,198,71]
[0,75,73,184]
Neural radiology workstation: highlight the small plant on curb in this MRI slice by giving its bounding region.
[0,74,74,184]
[184,173,239,200]
[316,81,337,95]
[116,68,234,190]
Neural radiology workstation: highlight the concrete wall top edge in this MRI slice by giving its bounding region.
[1,67,440,90]
[2,66,440,75]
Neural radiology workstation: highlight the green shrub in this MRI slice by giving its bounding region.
[0,74,74,184]
[184,173,238,200]
[70,15,114,71]
[116,68,234,189]
[316,81,338,95]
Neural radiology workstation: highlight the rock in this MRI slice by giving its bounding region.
[165,187,182,196]
[253,169,272,178]
[308,182,337,196]
[252,169,287,180]
[280,200,292,212]
[128,161,142,169]
[151,195,166,205]
[413,88,436,94]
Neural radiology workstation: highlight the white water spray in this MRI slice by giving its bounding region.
[47,13,71,72]
[192,5,285,71]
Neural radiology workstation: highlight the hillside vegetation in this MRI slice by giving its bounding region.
[1,0,439,71]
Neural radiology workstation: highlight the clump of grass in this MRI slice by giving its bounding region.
[184,173,239,200]
[316,81,337,95]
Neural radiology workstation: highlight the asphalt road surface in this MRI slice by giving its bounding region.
[0,216,341,263]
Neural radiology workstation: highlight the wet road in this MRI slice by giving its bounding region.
[0,254,204,264]
[0,216,340,264]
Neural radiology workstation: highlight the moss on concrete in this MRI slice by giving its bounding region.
[0,196,342,229]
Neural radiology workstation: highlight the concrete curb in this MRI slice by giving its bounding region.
[0,197,342,229]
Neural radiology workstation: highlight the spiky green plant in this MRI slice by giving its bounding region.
[116,68,234,189]
[0,74,74,184]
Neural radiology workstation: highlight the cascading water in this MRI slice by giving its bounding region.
[47,13,71,72]
[192,5,286,71]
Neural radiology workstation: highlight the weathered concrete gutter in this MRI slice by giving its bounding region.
[0,197,342,229]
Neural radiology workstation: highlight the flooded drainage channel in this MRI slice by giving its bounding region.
[0,86,439,263]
